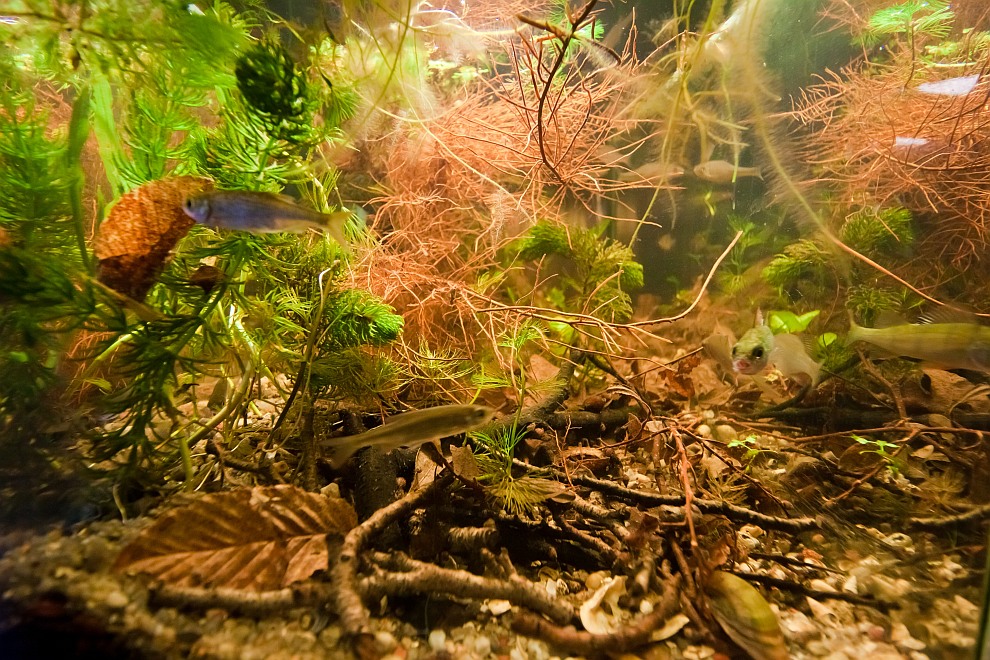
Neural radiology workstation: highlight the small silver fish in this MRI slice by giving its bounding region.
[732,312,820,384]
[323,403,494,469]
[693,160,762,184]
[182,191,349,245]
[848,314,990,372]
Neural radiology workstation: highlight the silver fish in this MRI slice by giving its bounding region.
[732,312,820,385]
[693,160,763,184]
[323,404,494,469]
[848,315,990,372]
[182,191,349,245]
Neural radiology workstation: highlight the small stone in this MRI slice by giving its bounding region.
[104,590,130,610]
[713,424,737,443]
[473,635,492,656]
[526,638,549,660]
[375,631,397,653]
[428,629,446,652]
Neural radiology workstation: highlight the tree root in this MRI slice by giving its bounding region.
[562,473,820,532]
[331,474,454,640]
[510,574,683,655]
[363,551,575,625]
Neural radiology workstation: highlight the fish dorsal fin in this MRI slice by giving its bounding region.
[917,306,981,325]
[755,308,765,328]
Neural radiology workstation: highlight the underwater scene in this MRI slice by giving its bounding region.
[3,0,990,657]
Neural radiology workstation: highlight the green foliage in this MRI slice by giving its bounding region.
[846,285,904,327]
[767,310,819,335]
[320,289,404,350]
[508,220,643,323]
[924,30,990,59]
[471,424,560,515]
[236,42,317,145]
[852,434,903,476]
[863,1,953,47]
[0,89,77,252]
[840,207,914,258]
[762,239,835,296]
[309,348,399,402]
[716,214,789,296]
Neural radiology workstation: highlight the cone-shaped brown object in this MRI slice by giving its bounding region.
[94,176,211,300]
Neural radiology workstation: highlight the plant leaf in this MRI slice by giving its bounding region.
[113,485,357,591]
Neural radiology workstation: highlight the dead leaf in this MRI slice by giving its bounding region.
[113,485,356,591]
[450,444,479,480]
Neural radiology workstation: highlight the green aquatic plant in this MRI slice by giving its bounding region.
[863,0,954,81]
[471,423,561,516]
[508,220,643,323]
[863,1,954,49]
[846,285,905,327]
[716,214,787,296]
[762,239,835,299]
[852,434,903,477]
[840,207,914,259]
[236,42,317,145]
[767,309,819,335]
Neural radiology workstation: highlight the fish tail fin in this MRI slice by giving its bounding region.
[846,310,863,344]
[808,360,822,386]
[319,211,351,250]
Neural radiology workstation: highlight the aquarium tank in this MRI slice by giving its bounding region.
[2,0,990,658]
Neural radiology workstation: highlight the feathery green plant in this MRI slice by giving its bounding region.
[762,239,836,299]
[863,1,954,48]
[508,220,643,323]
[471,423,561,516]
[840,207,914,258]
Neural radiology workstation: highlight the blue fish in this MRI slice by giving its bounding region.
[183,191,350,245]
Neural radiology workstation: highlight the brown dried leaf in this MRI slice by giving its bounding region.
[95,176,211,300]
[113,485,357,591]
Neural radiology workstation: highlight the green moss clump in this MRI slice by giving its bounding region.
[846,285,904,327]
[235,42,317,145]
[509,220,643,323]
[762,239,835,297]
[840,207,914,258]
[321,289,404,350]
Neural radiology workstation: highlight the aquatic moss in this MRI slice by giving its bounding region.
[320,289,404,349]
[762,239,834,296]
[509,220,643,323]
[846,285,904,327]
[840,207,914,258]
[236,42,317,145]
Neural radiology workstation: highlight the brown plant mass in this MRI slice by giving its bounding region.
[343,7,664,399]
[794,55,990,277]
[94,176,211,300]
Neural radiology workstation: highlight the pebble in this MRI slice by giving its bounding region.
[428,629,446,652]
[473,635,492,656]
[104,589,130,609]
[375,630,398,653]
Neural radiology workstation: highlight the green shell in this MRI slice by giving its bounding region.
[705,571,790,660]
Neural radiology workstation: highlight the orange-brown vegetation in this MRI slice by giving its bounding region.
[794,52,990,280]
[343,2,666,394]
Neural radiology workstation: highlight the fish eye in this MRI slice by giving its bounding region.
[184,198,193,209]
[752,347,764,359]
[731,346,739,357]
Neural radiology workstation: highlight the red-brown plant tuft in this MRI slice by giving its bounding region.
[794,53,990,277]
